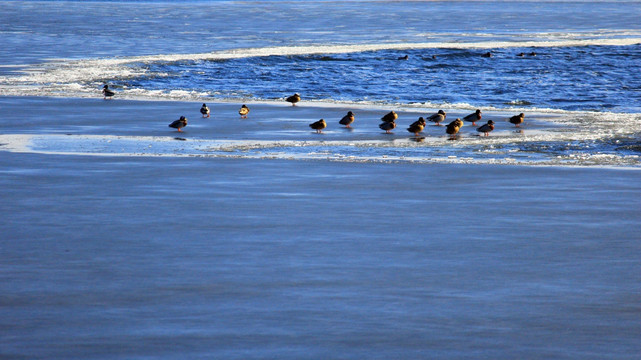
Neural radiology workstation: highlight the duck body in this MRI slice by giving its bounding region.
[407,117,426,136]
[102,85,115,99]
[463,109,482,126]
[427,110,446,126]
[379,121,396,134]
[309,118,327,133]
[446,118,463,139]
[509,113,525,127]
[239,104,250,118]
[381,111,398,123]
[200,104,210,118]
[476,120,495,136]
[169,116,188,132]
[339,111,355,128]
[286,93,301,106]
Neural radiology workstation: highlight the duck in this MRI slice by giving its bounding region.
[379,121,396,134]
[339,111,355,128]
[102,85,115,100]
[309,118,327,133]
[509,113,525,127]
[381,111,398,123]
[398,55,409,60]
[446,118,464,139]
[476,120,495,136]
[239,104,250,118]
[200,104,210,118]
[407,117,426,136]
[463,109,482,126]
[169,116,188,132]
[286,93,301,106]
[481,52,493,58]
[427,110,446,126]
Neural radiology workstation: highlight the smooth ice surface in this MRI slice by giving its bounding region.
[1,96,641,360]
[2,152,641,360]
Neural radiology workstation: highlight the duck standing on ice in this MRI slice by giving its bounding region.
[286,93,301,106]
[476,120,495,136]
[169,116,188,132]
[509,113,525,127]
[407,117,426,136]
[102,85,115,100]
[200,104,210,118]
[446,118,464,140]
[379,121,396,134]
[379,111,398,134]
[339,111,355,128]
[309,119,327,133]
[427,110,446,126]
[463,109,482,126]
[239,104,250,118]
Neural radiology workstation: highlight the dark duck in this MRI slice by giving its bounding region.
[509,113,525,127]
[200,104,210,118]
[463,109,482,126]
[476,120,495,136]
[169,116,188,132]
[102,85,115,99]
[339,111,355,128]
[427,110,446,126]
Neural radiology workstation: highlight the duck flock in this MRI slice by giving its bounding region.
[102,87,526,138]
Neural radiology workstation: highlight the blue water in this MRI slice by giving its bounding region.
[126,45,641,112]
[2,1,641,62]
[2,0,641,114]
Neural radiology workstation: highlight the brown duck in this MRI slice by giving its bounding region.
[286,93,301,106]
[339,111,355,128]
[239,104,250,118]
[446,118,464,139]
[509,113,525,127]
[379,121,396,134]
[407,117,426,136]
[309,118,327,133]
[381,111,398,123]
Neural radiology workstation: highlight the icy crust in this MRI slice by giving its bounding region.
[1,134,639,168]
